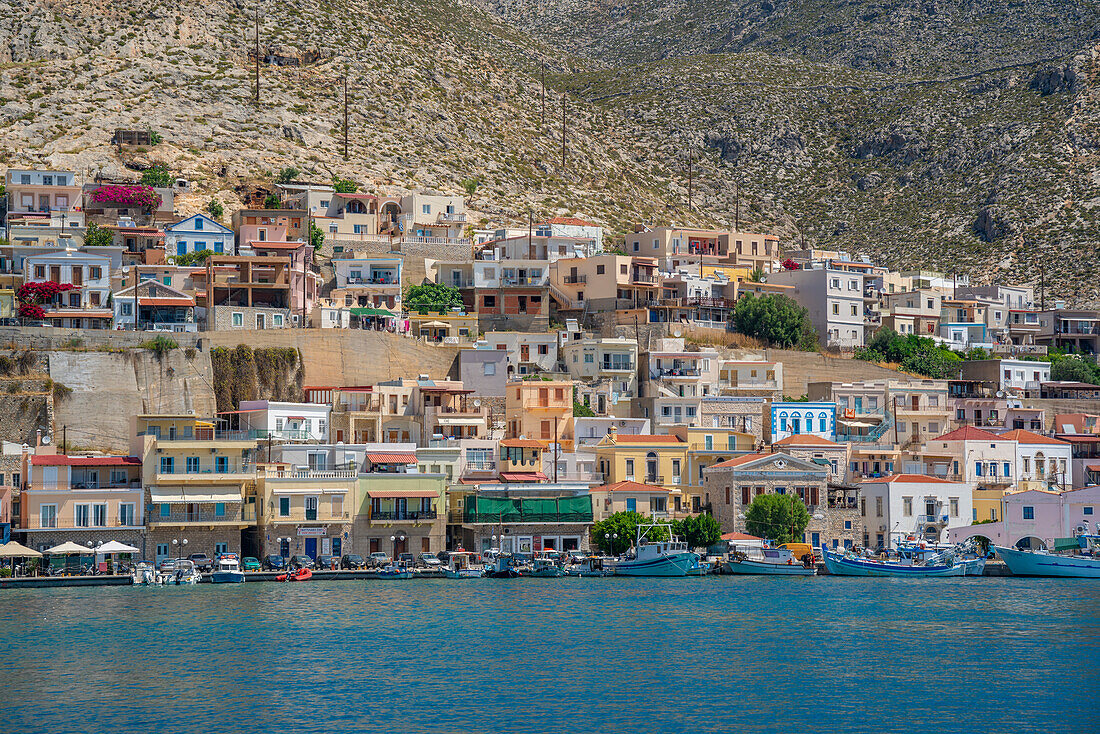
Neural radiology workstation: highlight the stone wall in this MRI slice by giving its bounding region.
[145,527,241,561]
[209,306,292,331]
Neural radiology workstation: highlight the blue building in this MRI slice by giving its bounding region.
[164,213,234,257]
[770,401,837,443]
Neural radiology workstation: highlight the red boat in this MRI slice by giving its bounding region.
[276,568,312,582]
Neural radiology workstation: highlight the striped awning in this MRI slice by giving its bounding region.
[365,452,418,464]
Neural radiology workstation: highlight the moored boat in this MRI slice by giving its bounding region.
[564,556,611,577]
[441,552,484,578]
[525,556,565,578]
[611,523,697,577]
[821,545,966,577]
[995,534,1100,578]
[724,546,816,576]
[484,554,521,579]
[276,567,313,582]
[211,554,246,584]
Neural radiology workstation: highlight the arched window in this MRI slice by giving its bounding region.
[645,452,658,483]
[818,412,828,432]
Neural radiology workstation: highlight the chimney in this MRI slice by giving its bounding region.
[606,425,617,442]
[36,429,42,448]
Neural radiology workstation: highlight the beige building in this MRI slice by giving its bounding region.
[563,336,639,413]
[505,378,575,452]
[550,254,660,311]
[717,358,783,399]
[256,463,357,559]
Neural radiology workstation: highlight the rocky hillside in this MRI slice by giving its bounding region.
[1,0,1099,301]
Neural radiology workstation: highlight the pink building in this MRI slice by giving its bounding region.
[948,486,1100,549]
[230,209,305,248]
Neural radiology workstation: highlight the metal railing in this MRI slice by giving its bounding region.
[157,463,253,477]
[371,509,438,521]
[150,508,246,523]
[265,469,357,479]
[563,275,587,284]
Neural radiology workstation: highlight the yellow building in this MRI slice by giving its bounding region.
[256,462,358,559]
[590,480,686,522]
[131,414,258,564]
[973,486,1006,524]
[668,425,755,494]
[505,378,574,452]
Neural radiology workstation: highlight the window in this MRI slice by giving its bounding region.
[214,502,226,518]
[704,435,713,450]
[483,361,496,376]
[482,295,496,308]
[949,498,959,517]
[215,456,229,473]
[875,496,883,517]
[194,218,204,231]
[1084,507,1094,516]
[538,344,548,356]
[422,204,431,214]
[232,312,243,327]
[741,487,750,504]
[121,302,133,316]
[75,504,90,527]
[851,304,858,316]
[903,497,912,516]
[1022,506,1034,520]
[119,503,136,526]
[185,456,200,473]
[832,302,839,315]
[160,503,170,518]
[1003,462,1011,477]
[160,456,175,474]
[273,314,284,327]
[596,264,605,274]
[40,504,57,528]
[625,459,634,480]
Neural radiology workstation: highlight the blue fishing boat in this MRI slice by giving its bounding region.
[821,545,967,577]
[611,523,697,577]
[995,529,1100,578]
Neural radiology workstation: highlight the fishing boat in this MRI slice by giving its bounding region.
[895,543,986,576]
[442,552,484,578]
[611,523,697,577]
[211,554,246,583]
[995,530,1100,578]
[276,567,313,582]
[820,545,967,577]
[131,562,158,586]
[525,556,565,578]
[724,546,816,576]
[375,566,413,579]
[565,556,611,577]
[484,554,521,579]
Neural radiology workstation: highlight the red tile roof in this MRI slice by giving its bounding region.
[610,434,686,444]
[591,480,670,493]
[721,532,763,542]
[139,297,194,307]
[997,429,1068,445]
[773,434,839,447]
[860,474,957,484]
[499,471,547,482]
[935,426,1003,442]
[708,452,773,469]
[31,455,140,466]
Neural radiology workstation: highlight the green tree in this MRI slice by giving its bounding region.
[263,193,282,209]
[275,167,300,184]
[732,293,817,349]
[170,249,213,266]
[747,267,766,282]
[331,177,357,193]
[207,199,224,220]
[855,329,965,379]
[309,222,325,252]
[573,400,596,417]
[140,163,173,188]
[591,511,669,554]
[1051,355,1100,384]
[673,513,722,550]
[461,177,480,200]
[404,282,463,313]
[148,129,163,145]
[82,222,114,247]
[744,494,810,544]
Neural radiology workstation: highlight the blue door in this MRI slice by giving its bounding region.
[305,538,317,559]
[626,498,636,512]
[811,532,820,548]
[332,537,342,559]
[177,242,187,256]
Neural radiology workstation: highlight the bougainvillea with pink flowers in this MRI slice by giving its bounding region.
[17,282,75,319]
[781,258,801,271]
[91,184,162,211]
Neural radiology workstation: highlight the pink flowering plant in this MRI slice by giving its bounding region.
[91,184,162,211]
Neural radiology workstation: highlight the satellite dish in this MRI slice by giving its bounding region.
[995,391,1004,398]
[473,399,482,408]
[673,329,682,338]
[42,434,52,445]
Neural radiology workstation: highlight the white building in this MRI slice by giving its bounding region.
[1000,429,1072,491]
[23,248,113,328]
[922,425,1017,488]
[224,400,332,442]
[164,213,234,257]
[859,474,973,547]
[481,331,559,375]
[767,265,866,348]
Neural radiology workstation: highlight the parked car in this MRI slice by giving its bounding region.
[158,559,177,572]
[341,554,366,570]
[314,555,338,570]
[261,554,286,571]
[188,553,213,572]
[397,552,415,567]
[0,317,17,326]
[368,552,391,568]
[416,552,442,568]
[240,556,262,572]
[289,555,314,570]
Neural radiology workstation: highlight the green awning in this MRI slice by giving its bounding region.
[351,307,395,317]
[1053,537,1082,551]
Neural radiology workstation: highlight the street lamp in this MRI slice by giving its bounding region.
[390,533,405,565]
[172,537,188,561]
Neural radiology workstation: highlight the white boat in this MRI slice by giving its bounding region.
[995,534,1100,578]
[895,543,986,576]
[821,545,967,577]
[160,559,202,585]
[724,546,816,576]
[442,552,483,578]
[611,523,697,577]
[211,554,246,583]
[131,562,159,585]
[564,556,612,577]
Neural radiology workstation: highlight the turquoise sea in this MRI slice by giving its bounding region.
[0,576,1095,733]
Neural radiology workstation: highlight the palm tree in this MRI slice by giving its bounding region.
[748,267,766,282]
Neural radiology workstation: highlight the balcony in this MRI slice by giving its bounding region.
[601,361,635,373]
[563,275,587,284]
[1055,325,1100,335]
[502,275,544,286]
[463,460,498,471]
[149,507,249,525]
[69,480,142,490]
[156,463,254,480]
[371,509,438,521]
[654,367,701,378]
[918,514,948,525]
[265,469,358,479]
[344,277,400,287]
[438,212,466,223]
[686,296,735,309]
[632,273,658,284]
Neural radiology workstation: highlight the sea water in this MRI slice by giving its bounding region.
[0,576,1095,733]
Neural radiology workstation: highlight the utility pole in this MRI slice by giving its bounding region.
[892,396,899,446]
[342,74,349,160]
[528,207,533,258]
[553,416,559,483]
[686,148,693,211]
[733,176,741,234]
[1040,263,1045,310]
[541,63,546,131]
[561,93,567,172]
[253,8,260,104]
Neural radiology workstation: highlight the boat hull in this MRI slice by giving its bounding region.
[995,546,1100,578]
[211,571,246,583]
[821,549,965,577]
[613,552,696,577]
[442,569,483,579]
[724,559,816,576]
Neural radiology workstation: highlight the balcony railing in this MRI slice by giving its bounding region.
[265,469,357,479]
[463,510,593,524]
[157,463,253,477]
[1055,325,1100,335]
[632,274,658,284]
[216,428,315,441]
[371,509,438,521]
[464,460,497,471]
[150,508,246,524]
[438,212,467,223]
[502,275,545,286]
[654,368,701,378]
[918,514,948,525]
[562,275,587,284]
[601,361,635,372]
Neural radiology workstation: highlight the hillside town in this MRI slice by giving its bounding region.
[1,165,1098,572]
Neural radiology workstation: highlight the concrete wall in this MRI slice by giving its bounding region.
[209,306,291,331]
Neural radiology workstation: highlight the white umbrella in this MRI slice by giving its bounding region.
[0,541,42,558]
[96,541,140,554]
[43,541,91,555]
